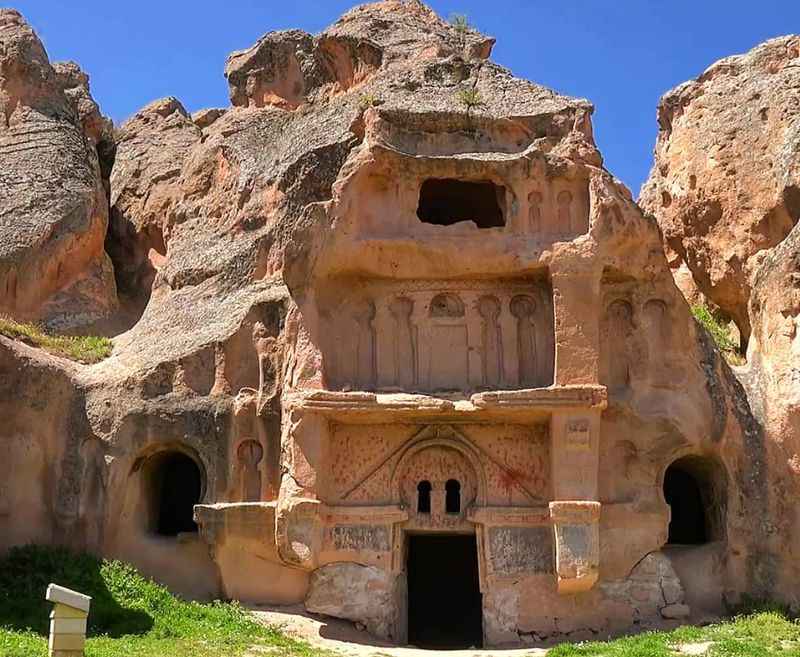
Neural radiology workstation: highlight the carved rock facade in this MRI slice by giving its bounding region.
[0,1,787,648]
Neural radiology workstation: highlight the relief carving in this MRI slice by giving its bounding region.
[606,299,634,390]
[389,296,416,388]
[430,293,464,317]
[528,191,543,233]
[354,299,377,388]
[428,293,468,391]
[642,299,671,385]
[557,190,573,232]
[325,279,554,393]
[237,439,263,502]
[511,295,537,387]
[478,295,503,387]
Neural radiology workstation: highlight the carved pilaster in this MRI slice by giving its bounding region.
[549,500,600,594]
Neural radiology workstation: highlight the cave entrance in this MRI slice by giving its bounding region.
[417,178,506,228]
[663,456,727,545]
[406,534,482,648]
[146,451,202,536]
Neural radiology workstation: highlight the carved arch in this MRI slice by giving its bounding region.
[390,425,488,507]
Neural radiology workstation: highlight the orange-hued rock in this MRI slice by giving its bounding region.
[0,9,116,329]
[0,2,793,648]
[640,36,800,345]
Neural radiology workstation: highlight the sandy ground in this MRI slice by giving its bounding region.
[250,605,548,657]
[250,605,717,656]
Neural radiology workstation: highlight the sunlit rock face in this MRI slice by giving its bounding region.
[644,35,800,611]
[641,36,800,347]
[0,9,116,329]
[0,2,790,647]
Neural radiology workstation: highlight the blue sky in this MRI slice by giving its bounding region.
[14,1,799,196]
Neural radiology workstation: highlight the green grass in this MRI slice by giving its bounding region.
[0,545,322,657]
[691,304,745,366]
[548,608,800,657]
[0,316,112,363]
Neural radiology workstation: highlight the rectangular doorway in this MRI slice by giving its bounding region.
[406,534,483,648]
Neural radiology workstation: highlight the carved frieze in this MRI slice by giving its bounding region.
[321,278,555,394]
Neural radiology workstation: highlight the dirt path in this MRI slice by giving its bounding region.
[251,605,548,657]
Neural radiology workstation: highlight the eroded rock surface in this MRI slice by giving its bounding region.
[0,1,794,649]
[644,36,800,604]
[641,36,800,344]
[0,9,116,329]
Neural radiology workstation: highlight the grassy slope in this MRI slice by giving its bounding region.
[549,607,800,657]
[0,316,112,363]
[0,546,319,657]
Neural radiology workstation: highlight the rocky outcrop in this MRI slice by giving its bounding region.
[0,9,116,329]
[644,35,800,605]
[640,36,800,346]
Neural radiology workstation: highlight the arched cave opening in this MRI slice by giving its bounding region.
[663,456,727,545]
[417,178,506,228]
[445,479,461,513]
[146,451,203,537]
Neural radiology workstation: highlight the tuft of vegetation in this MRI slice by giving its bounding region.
[0,316,112,364]
[548,609,800,656]
[456,87,485,113]
[0,545,322,657]
[358,92,379,109]
[449,13,470,32]
[691,304,745,365]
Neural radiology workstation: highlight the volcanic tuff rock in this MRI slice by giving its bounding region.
[641,36,800,346]
[644,34,800,604]
[0,0,796,646]
[0,8,116,329]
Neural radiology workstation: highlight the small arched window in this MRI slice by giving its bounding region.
[417,480,432,514]
[445,479,461,514]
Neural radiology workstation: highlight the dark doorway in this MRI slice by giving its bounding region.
[664,462,707,544]
[152,452,202,536]
[407,534,482,648]
[417,178,506,228]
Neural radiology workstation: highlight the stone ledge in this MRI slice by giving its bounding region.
[288,385,607,421]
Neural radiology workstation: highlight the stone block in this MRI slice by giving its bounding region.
[46,585,91,613]
[48,632,86,652]
[49,617,87,635]
[50,605,88,619]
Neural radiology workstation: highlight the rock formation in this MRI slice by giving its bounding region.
[640,36,800,347]
[0,9,116,329]
[643,35,800,607]
[0,1,795,648]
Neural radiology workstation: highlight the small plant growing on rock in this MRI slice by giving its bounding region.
[456,87,485,113]
[449,13,470,32]
[359,92,379,109]
[691,304,745,365]
[449,13,471,55]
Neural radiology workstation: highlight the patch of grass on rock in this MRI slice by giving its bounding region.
[0,316,112,363]
[691,304,745,366]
